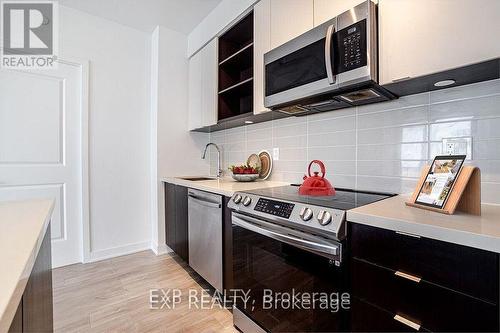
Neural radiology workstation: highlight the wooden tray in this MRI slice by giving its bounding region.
[405,165,481,215]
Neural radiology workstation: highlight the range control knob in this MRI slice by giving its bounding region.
[317,210,332,226]
[233,194,242,204]
[299,207,313,221]
[242,196,252,206]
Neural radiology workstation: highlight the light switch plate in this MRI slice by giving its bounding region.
[442,137,472,159]
[273,148,280,161]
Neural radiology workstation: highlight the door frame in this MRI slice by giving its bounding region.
[56,57,91,264]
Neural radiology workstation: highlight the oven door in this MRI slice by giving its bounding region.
[232,213,349,332]
[264,18,338,109]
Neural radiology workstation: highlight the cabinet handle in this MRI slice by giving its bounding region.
[392,76,411,83]
[394,314,421,331]
[395,230,421,239]
[395,270,421,283]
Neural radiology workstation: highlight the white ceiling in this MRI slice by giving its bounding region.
[59,0,223,34]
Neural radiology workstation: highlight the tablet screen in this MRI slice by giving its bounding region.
[415,155,466,209]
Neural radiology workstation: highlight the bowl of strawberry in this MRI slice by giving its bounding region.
[229,165,260,182]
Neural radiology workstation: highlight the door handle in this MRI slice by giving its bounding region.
[395,270,421,283]
[394,314,421,331]
[325,24,336,84]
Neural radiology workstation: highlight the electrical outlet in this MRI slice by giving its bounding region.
[273,148,280,161]
[442,137,472,159]
[445,142,456,155]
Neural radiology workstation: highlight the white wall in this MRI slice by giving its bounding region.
[187,0,258,57]
[59,6,152,261]
[150,26,210,254]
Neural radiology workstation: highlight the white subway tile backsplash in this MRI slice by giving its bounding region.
[474,139,500,160]
[208,80,500,203]
[307,115,356,134]
[475,118,500,140]
[430,94,500,122]
[273,135,307,148]
[358,125,428,145]
[357,160,426,178]
[246,139,272,153]
[429,121,472,141]
[308,131,356,147]
[357,105,428,129]
[308,146,356,161]
[358,143,428,161]
[278,147,307,161]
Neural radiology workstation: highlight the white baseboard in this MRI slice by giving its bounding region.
[87,241,151,263]
[151,242,172,255]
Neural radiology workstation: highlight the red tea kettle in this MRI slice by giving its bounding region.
[299,160,336,196]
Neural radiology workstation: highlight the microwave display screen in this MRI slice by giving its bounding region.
[333,19,367,75]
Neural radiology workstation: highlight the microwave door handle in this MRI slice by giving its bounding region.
[232,214,339,257]
[325,24,336,84]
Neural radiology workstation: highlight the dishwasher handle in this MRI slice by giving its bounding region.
[232,213,339,258]
[188,194,222,209]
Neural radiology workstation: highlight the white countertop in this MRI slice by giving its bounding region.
[162,176,289,197]
[347,195,500,253]
[0,199,54,333]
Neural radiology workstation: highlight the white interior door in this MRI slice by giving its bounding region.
[0,61,84,268]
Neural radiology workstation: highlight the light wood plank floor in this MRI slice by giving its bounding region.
[53,251,237,333]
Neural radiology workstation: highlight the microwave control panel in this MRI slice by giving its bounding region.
[333,19,367,74]
[254,198,295,219]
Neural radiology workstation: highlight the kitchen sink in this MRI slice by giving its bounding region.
[178,176,217,181]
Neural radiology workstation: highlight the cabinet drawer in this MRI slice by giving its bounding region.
[351,297,430,332]
[352,258,499,332]
[350,222,499,303]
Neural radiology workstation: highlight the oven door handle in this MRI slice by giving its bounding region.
[232,214,339,257]
[325,24,336,84]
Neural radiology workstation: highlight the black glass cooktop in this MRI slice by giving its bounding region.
[243,185,395,211]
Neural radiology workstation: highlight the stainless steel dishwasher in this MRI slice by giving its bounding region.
[187,188,223,291]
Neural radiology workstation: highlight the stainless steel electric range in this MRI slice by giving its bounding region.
[228,185,395,333]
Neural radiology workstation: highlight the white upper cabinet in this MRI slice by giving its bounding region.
[313,0,365,26]
[188,49,202,130]
[270,0,314,49]
[188,39,218,130]
[201,39,218,127]
[254,0,271,114]
[379,0,500,85]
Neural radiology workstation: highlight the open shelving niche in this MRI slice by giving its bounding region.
[218,11,254,121]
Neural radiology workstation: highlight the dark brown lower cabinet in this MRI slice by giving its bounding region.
[164,183,189,262]
[9,224,53,333]
[349,222,500,332]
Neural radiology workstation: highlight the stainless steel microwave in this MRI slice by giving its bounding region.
[264,0,396,115]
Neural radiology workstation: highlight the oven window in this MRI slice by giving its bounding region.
[265,39,327,96]
[232,224,349,332]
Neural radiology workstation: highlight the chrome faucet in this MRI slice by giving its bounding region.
[202,143,222,178]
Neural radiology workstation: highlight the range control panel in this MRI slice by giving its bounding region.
[333,19,367,74]
[254,198,295,219]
